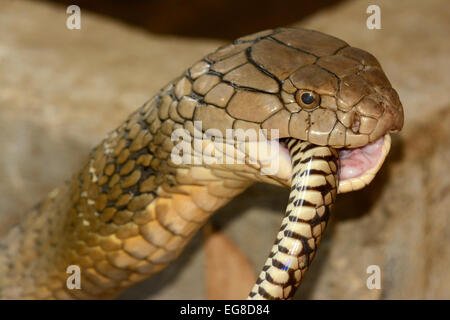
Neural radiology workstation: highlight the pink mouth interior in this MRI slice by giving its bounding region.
[338,137,384,181]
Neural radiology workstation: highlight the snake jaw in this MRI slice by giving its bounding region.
[337,133,391,193]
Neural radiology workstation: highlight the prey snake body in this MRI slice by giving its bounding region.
[0,28,403,299]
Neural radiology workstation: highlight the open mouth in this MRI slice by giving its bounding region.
[336,134,391,192]
[276,134,391,193]
[229,132,391,193]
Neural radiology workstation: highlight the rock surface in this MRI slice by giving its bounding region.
[0,0,449,299]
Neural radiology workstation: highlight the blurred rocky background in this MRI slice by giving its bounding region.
[0,0,448,299]
[46,0,346,40]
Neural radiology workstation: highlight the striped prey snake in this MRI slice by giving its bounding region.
[0,28,403,299]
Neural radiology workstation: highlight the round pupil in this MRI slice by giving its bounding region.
[301,92,315,105]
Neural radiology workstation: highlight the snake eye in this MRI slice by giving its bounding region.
[295,90,320,109]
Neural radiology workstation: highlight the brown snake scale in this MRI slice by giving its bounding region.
[0,28,403,299]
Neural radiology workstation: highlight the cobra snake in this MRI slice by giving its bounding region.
[0,28,403,299]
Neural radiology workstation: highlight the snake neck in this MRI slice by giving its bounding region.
[0,78,263,299]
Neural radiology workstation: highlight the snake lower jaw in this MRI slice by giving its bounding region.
[336,134,391,193]
[272,134,391,193]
